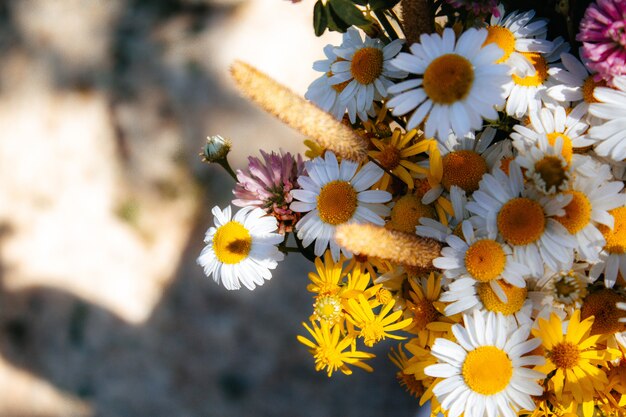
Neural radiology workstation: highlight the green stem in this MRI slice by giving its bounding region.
[374,10,399,41]
[217,157,237,181]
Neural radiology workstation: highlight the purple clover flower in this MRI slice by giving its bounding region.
[233,150,305,234]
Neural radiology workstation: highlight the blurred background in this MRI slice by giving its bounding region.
[0,0,418,415]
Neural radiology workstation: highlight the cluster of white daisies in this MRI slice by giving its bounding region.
[197,2,626,416]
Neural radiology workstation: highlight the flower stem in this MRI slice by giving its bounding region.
[217,157,238,181]
[374,10,399,41]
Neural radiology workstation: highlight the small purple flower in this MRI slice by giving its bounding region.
[577,0,626,83]
[233,150,305,234]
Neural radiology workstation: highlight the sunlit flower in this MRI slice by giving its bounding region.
[197,205,284,290]
[577,0,626,83]
[532,311,614,405]
[290,151,391,261]
[345,294,413,347]
[503,37,570,119]
[233,150,305,233]
[467,161,577,276]
[368,128,425,189]
[388,27,509,140]
[297,320,375,376]
[425,310,545,417]
[305,44,350,120]
[484,5,553,77]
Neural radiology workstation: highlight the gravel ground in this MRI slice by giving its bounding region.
[0,1,418,415]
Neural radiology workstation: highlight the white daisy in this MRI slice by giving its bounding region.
[326,28,406,123]
[590,205,626,288]
[387,27,509,140]
[425,310,545,417]
[511,105,595,161]
[547,52,608,126]
[503,36,570,119]
[485,4,553,77]
[555,165,626,262]
[466,161,577,276]
[514,135,573,195]
[527,263,590,313]
[435,221,530,288]
[290,151,391,261]
[197,205,284,291]
[588,76,626,160]
[305,44,349,120]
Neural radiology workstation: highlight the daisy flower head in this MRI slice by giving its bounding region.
[466,161,577,276]
[305,44,350,120]
[511,105,595,164]
[514,135,573,195]
[547,52,609,120]
[368,128,426,190]
[297,320,375,377]
[425,310,545,417]
[528,263,590,313]
[532,310,615,404]
[590,205,626,288]
[554,170,626,262]
[290,151,391,261]
[484,4,554,77]
[322,28,406,123]
[233,150,305,233]
[577,0,626,83]
[387,27,509,140]
[197,205,284,290]
[437,127,511,194]
[503,36,570,119]
[589,76,626,160]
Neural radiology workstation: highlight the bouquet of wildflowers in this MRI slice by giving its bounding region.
[198,0,626,415]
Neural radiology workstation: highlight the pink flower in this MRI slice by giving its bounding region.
[577,0,626,83]
[233,150,305,234]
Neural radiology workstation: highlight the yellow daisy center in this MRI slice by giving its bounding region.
[465,239,507,282]
[442,150,488,192]
[512,52,548,87]
[317,180,358,225]
[598,207,626,254]
[423,54,475,104]
[497,197,546,245]
[555,191,592,234]
[361,321,385,347]
[212,221,252,264]
[546,132,574,164]
[314,294,344,325]
[462,346,513,395]
[581,289,626,335]
[533,155,568,192]
[387,194,435,234]
[549,341,580,369]
[484,26,516,63]
[410,298,439,331]
[477,281,528,315]
[351,47,384,85]
[582,75,606,104]
[377,144,402,170]
[316,345,344,371]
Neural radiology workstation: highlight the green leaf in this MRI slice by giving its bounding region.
[328,0,369,26]
[325,3,350,32]
[313,0,328,36]
[352,0,369,5]
[369,0,400,10]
